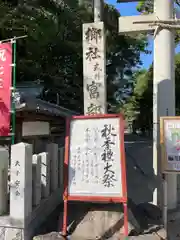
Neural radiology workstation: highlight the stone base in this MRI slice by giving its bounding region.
[0,188,64,240]
[33,232,162,240]
[57,201,149,239]
[33,232,65,240]
[0,216,24,240]
[33,201,165,240]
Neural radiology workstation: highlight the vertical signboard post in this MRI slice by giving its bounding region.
[0,43,12,136]
[83,22,106,115]
[160,116,180,237]
[62,114,128,238]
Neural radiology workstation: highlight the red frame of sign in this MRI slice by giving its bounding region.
[62,114,128,237]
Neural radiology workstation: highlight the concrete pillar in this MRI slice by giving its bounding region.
[10,143,33,220]
[40,152,50,198]
[153,0,177,209]
[46,143,58,192]
[32,154,41,206]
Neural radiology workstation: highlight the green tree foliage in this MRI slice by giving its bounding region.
[0,0,147,112]
[137,0,180,13]
[120,68,153,132]
[137,0,180,42]
[124,53,180,133]
[119,0,180,133]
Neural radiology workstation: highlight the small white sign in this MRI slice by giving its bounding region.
[162,118,180,172]
[68,116,123,198]
[22,121,50,136]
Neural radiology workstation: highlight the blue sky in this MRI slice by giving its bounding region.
[105,0,179,69]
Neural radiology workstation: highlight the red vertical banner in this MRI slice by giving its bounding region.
[0,43,12,136]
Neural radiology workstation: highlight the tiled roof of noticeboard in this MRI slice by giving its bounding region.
[14,84,78,117]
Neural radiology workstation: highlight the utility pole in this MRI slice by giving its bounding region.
[118,0,177,209]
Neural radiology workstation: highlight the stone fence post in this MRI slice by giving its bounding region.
[32,154,41,206]
[10,143,33,221]
[46,143,58,192]
[40,152,50,198]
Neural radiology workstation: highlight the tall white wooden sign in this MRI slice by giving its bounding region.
[83,22,106,115]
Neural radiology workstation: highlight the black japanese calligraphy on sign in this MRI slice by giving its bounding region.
[84,128,92,182]
[15,180,20,188]
[85,128,91,142]
[101,148,114,162]
[86,47,100,61]
[85,27,102,43]
[87,81,101,99]
[94,62,102,81]
[12,231,22,240]
[93,128,99,183]
[87,103,102,115]
[14,160,21,196]
[15,161,20,166]
[94,62,101,72]
[72,147,82,184]
[77,147,81,165]
[101,124,116,138]
[15,190,20,196]
[15,179,20,196]
[102,162,117,187]
[101,124,117,187]
[72,155,77,184]
[94,128,99,142]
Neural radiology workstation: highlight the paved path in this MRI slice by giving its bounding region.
[124,134,154,204]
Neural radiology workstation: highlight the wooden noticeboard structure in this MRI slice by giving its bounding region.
[160,116,180,237]
[62,114,128,238]
[160,116,180,173]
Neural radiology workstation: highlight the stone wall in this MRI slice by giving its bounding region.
[0,143,64,240]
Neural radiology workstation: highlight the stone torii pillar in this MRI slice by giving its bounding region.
[118,0,178,209]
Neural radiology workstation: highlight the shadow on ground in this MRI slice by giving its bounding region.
[124,134,155,204]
